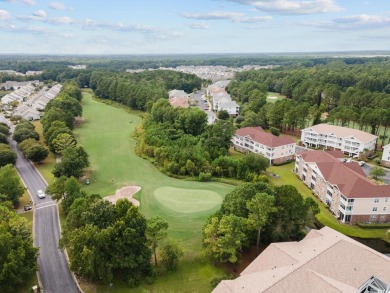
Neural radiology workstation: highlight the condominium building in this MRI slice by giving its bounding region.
[382,144,390,167]
[232,127,296,164]
[295,150,390,223]
[301,124,377,156]
[214,226,390,293]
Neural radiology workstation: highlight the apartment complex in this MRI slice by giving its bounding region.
[232,127,296,164]
[214,226,390,293]
[295,150,390,223]
[301,124,377,156]
[382,144,390,167]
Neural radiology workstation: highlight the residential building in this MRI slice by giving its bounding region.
[232,127,296,164]
[301,124,377,156]
[214,226,390,293]
[295,150,390,223]
[382,144,390,167]
[168,89,189,108]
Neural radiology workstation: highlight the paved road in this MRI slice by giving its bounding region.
[2,114,79,293]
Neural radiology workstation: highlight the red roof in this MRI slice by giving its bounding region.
[236,127,295,148]
[299,151,390,198]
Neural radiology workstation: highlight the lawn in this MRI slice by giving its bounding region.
[268,162,390,241]
[74,91,234,292]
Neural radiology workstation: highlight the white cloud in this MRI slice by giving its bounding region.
[181,11,272,23]
[49,1,65,10]
[305,14,390,30]
[226,0,342,15]
[33,9,47,18]
[0,0,35,4]
[0,10,11,21]
[186,22,210,29]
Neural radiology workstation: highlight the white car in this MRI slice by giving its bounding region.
[37,190,46,199]
[358,161,365,166]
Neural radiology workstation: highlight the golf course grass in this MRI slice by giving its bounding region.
[153,187,223,213]
[74,91,234,292]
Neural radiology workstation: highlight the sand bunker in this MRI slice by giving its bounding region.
[268,96,278,100]
[104,186,141,207]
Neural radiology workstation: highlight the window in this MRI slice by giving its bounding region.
[386,198,388,203]
[370,215,376,220]
[348,199,354,203]
[384,207,387,211]
[341,195,347,202]
[346,206,353,211]
[312,175,316,181]
[374,198,379,203]
[372,207,378,212]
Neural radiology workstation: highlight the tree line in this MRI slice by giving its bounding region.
[228,61,390,144]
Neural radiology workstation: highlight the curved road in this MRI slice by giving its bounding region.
[2,116,79,293]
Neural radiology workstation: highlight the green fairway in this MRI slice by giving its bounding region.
[75,91,234,292]
[154,187,223,213]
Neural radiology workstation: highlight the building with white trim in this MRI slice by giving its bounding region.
[295,150,390,223]
[301,124,377,156]
[381,144,390,167]
[232,127,296,164]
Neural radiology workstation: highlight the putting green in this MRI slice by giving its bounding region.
[153,187,223,213]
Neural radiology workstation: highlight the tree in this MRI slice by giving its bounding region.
[369,166,386,180]
[61,198,151,284]
[0,164,24,205]
[51,133,77,154]
[160,239,184,271]
[217,110,230,120]
[0,205,39,291]
[53,146,89,178]
[0,124,10,136]
[215,215,247,271]
[0,133,7,144]
[12,128,39,143]
[270,127,280,136]
[46,176,67,201]
[0,144,16,167]
[24,144,49,163]
[146,216,169,265]
[246,193,276,255]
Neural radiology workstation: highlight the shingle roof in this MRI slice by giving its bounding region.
[303,124,377,143]
[235,127,295,148]
[300,151,390,198]
[214,227,390,293]
[168,97,189,108]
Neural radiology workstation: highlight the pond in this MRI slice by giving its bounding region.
[352,237,390,256]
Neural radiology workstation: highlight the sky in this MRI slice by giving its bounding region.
[0,0,390,54]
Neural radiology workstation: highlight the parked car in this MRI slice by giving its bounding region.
[24,205,32,211]
[358,161,365,166]
[37,189,46,199]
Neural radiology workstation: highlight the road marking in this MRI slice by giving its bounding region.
[35,204,57,211]
[35,201,55,207]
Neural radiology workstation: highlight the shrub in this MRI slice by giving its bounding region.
[198,172,212,182]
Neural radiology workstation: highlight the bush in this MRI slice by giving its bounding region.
[356,222,390,229]
[198,172,212,182]
[270,127,280,136]
[272,159,294,166]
